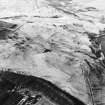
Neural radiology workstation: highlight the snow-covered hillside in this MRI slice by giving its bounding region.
[0,0,105,105]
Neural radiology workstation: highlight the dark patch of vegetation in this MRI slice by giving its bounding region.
[82,59,105,105]
[0,21,17,29]
[0,30,11,40]
[0,21,18,40]
[3,92,23,105]
[0,70,86,105]
[0,76,23,105]
[85,32,102,59]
